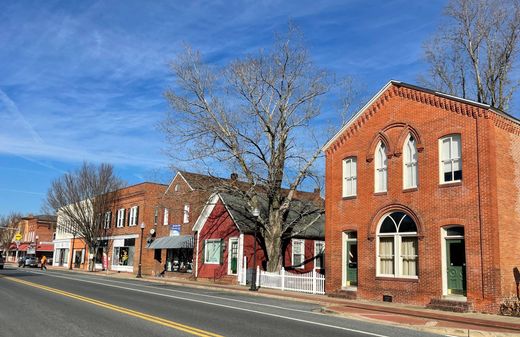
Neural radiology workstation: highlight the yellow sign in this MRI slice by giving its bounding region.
[14,233,22,241]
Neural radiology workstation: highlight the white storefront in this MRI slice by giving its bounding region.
[110,234,138,273]
[52,239,71,268]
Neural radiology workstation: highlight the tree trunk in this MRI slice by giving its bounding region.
[265,208,283,272]
[88,247,96,271]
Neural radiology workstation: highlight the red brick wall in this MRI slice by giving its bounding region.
[325,83,520,313]
[196,200,242,280]
[494,122,520,303]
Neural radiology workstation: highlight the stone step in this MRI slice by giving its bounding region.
[427,298,471,313]
[328,290,357,300]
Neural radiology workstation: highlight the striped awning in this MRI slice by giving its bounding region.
[147,235,194,249]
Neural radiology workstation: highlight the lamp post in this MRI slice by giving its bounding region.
[250,207,260,291]
[136,222,145,278]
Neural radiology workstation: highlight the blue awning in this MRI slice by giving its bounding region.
[147,235,194,249]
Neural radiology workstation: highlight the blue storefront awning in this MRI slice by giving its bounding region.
[147,235,194,249]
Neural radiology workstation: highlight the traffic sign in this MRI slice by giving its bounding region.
[14,233,22,241]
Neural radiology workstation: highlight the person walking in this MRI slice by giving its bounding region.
[40,255,47,271]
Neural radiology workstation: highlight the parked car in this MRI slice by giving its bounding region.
[23,256,39,268]
[0,255,4,269]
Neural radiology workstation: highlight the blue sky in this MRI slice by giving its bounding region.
[1,0,518,215]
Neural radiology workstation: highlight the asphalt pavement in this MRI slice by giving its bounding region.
[0,266,441,337]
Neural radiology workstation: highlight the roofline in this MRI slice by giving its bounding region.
[323,80,520,152]
[192,193,219,232]
[165,171,194,194]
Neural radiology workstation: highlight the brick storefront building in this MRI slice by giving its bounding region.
[324,81,520,313]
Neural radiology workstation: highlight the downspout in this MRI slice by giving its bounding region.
[475,115,485,299]
[194,231,199,278]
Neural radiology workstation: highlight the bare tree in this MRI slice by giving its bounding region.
[45,162,124,271]
[0,212,22,253]
[422,0,520,110]
[162,26,350,272]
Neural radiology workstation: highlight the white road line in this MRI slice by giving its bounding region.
[31,270,325,316]
[25,270,391,337]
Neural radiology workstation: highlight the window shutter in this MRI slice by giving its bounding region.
[220,239,224,265]
[202,240,206,264]
[123,209,126,226]
[135,206,139,225]
[108,211,112,227]
[127,208,131,226]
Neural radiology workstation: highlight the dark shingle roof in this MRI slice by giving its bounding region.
[219,192,324,240]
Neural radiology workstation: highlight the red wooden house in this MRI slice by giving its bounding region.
[192,192,324,283]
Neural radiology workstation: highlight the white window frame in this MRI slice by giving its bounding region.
[314,240,325,269]
[163,208,169,226]
[103,211,111,229]
[342,157,357,197]
[403,135,418,189]
[376,213,418,279]
[227,237,239,275]
[116,208,125,228]
[374,142,388,193]
[291,239,305,269]
[439,134,462,184]
[154,206,158,225]
[129,206,138,227]
[204,239,221,265]
[183,204,190,224]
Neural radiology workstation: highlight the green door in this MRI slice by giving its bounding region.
[346,241,358,286]
[446,239,466,295]
[230,240,238,274]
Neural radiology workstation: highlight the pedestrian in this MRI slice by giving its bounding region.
[41,255,47,271]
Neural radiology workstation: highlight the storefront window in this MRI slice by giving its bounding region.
[113,239,135,266]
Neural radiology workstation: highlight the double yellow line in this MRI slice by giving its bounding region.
[1,275,223,337]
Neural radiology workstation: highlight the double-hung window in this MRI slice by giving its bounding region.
[439,134,462,183]
[342,157,357,197]
[204,239,222,264]
[163,208,169,226]
[183,204,190,224]
[292,239,305,269]
[375,142,388,193]
[129,206,138,226]
[403,135,418,189]
[314,241,325,269]
[116,208,125,228]
[103,211,111,229]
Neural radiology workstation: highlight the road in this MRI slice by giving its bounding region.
[0,267,440,337]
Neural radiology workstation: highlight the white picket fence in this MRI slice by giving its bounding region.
[239,256,324,295]
[258,267,325,294]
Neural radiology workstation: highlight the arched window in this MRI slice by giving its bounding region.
[377,212,418,277]
[374,142,387,193]
[403,134,418,189]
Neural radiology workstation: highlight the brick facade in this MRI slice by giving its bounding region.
[324,81,520,313]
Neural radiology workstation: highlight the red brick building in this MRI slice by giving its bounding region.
[53,182,167,274]
[192,192,324,283]
[324,81,520,313]
[8,215,56,262]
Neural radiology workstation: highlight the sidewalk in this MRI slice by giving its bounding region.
[35,265,520,336]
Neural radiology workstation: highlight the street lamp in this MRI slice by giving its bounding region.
[250,207,260,291]
[136,222,145,278]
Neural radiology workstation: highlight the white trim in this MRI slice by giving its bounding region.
[374,142,387,193]
[314,240,325,269]
[98,234,139,240]
[192,193,220,232]
[183,204,190,224]
[342,232,357,287]
[375,213,418,279]
[441,226,466,297]
[227,237,239,275]
[129,206,138,227]
[195,231,200,278]
[204,239,222,265]
[165,171,194,194]
[163,208,169,226]
[342,157,357,197]
[438,134,462,184]
[403,134,418,189]
[291,239,305,269]
[116,208,125,228]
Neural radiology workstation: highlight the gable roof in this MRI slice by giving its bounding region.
[193,192,324,240]
[323,80,520,152]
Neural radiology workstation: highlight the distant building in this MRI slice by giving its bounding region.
[324,81,520,313]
